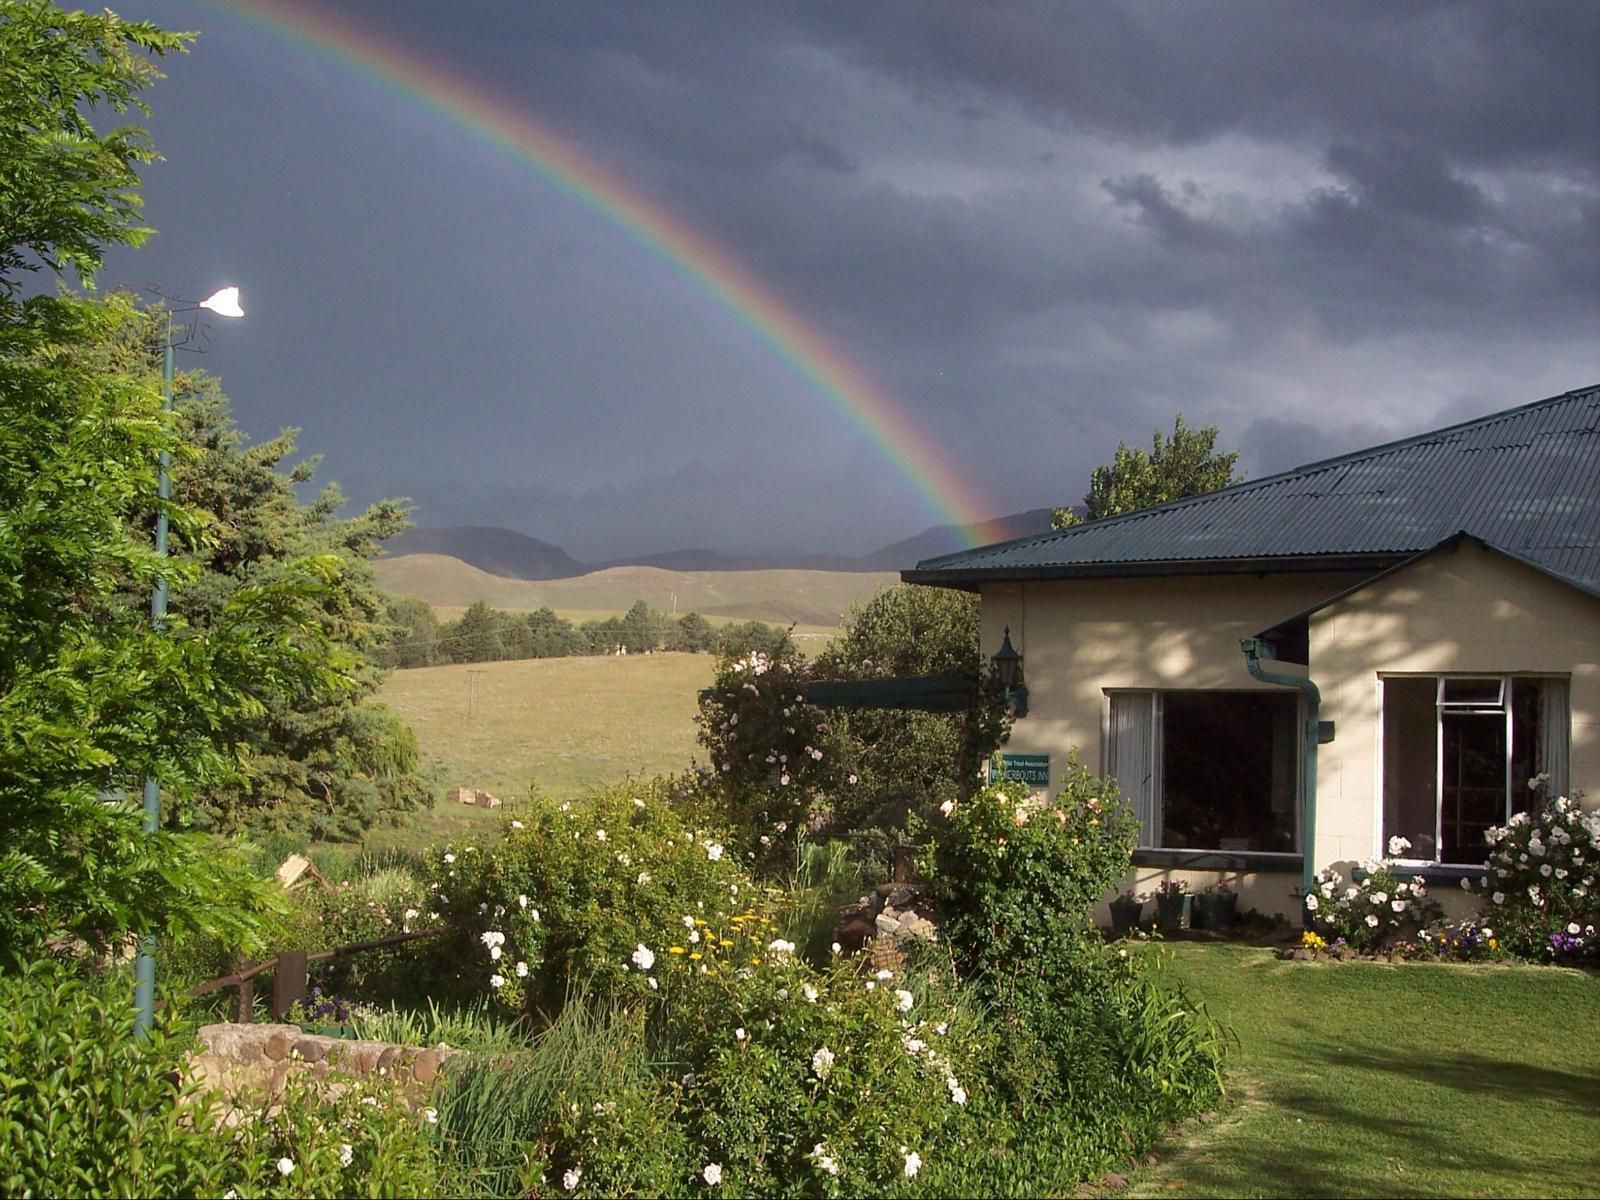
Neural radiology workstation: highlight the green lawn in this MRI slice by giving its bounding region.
[1125,945,1600,1198]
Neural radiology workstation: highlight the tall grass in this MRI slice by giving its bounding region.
[351,997,528,1055]
[434,991,648,1197]
[777,838,868,962]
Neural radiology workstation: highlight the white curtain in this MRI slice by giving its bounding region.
[1540,678,1571,799]
[1108,692,1161,847]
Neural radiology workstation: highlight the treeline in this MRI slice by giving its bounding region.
[381,597,790,668]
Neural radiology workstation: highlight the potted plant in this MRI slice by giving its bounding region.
[1108,888,1144,936]
[289,987,359,1039]
[1193,881,1238,931]
[1154,879,1191,931]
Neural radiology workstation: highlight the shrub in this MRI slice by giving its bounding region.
[0,962,440,1198]
[426,777,752,1014]
[1305,846,1442,951]
[1472,789,1599,961]
[922,765,1134,987]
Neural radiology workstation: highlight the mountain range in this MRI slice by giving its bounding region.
[381,509,1059,581]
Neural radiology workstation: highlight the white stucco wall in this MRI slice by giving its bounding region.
[978,571,1368,918]
[1310,540,1600,887]
[974,548,1600,923]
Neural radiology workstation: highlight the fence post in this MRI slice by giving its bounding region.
[236,970,254,1024]
[271,950,308,1021]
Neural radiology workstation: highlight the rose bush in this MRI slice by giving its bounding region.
[1304,841,1443,951]
[1471,787,1599,962]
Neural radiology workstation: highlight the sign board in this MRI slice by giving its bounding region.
[990,753,1049,788]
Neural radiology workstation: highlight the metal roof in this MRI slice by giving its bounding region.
[905,385,1600,595]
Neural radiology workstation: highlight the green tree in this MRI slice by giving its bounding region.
[668,610,717,653]
[525,606,584,657]
[0,2,332,959]
[713,619,788,659]
[447,600,506,663]
[384,595,442,668]
[621,598,667,653]
[1051,414,1240,528]
[161,378,429,838]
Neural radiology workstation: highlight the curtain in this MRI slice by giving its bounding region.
[1540,678,1571,799]
[1108,692,1161,847]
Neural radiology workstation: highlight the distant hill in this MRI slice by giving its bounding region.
[857,507,1059,570]
[382,526,584,580]
[372,555,896,627]
[383,508,1060,581]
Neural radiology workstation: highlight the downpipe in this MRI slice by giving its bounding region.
[1240,637,1325,918]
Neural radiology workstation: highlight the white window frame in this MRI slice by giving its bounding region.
[1377,673,1567,868]
[1103,688,1303,855]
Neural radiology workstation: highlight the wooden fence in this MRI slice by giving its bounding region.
[185,926,452,1023]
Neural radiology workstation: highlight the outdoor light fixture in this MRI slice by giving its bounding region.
[134,284,244,1038]
[198,285,244,318]
[991,626,1028,718]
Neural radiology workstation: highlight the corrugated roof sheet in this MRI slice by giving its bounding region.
[907,385,1600,594]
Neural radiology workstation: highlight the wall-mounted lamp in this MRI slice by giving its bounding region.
[991,626,1028,718]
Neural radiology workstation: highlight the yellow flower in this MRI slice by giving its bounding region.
[689,952,702,960]
[721,939,735,947]
[668,946,686,954]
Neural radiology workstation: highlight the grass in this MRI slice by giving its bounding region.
[1123,944,1600,1198]
[373,653,713,848]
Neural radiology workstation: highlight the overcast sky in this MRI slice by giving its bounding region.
[101,0,1600,560]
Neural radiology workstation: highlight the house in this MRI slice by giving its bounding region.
[903,385,1599,920]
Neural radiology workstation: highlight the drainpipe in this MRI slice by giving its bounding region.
[1240,637,1324,917]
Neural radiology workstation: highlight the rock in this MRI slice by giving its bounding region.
[874,912,901,936]
[411,1049,442,1083]
[292,1038,327,1063]
[264,1032,292,1061]
[376,1046,402,1073]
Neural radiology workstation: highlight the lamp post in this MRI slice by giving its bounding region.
[134,286,243,1038]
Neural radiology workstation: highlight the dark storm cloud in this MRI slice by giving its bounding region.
[107,0,1600,559]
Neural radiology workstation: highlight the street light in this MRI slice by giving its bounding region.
[134,285,243,1038]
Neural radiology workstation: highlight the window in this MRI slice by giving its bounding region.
[1105,690,1300,853]
[1381,675,1570,865]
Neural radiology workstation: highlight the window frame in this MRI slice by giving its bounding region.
[1377,673,1565,868]
[1102,687,1304,857]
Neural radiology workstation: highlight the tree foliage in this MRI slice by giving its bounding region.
[0,1,333,959]
[160,377,429,839]
[696,585,1011,872]
[1051,414,1240,528]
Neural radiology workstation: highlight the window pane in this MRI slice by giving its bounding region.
[1383,678,1438,859]
[1441,712,1505,863]
[1510,679,1541,812]
[1159,692,1298,852]
[1440,677,1504,706]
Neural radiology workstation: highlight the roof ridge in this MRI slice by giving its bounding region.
[916,383,1600,570]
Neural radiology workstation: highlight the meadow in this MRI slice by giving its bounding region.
[376,652,714,843]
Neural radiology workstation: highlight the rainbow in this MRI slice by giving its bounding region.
[214,0,1011,547]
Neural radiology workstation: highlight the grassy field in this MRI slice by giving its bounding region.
[376,653,714,845]
[1123,944,1600,1198]
[374,554,896,628]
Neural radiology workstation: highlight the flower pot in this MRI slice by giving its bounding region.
[1108,898,1144,937]
[1155,893,1192,932]
[1192,891,1238,932]
[300,1022,357,1039]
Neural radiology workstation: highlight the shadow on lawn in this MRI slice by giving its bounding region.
[1134,1045,1600,1199]
[1314,1044,1598,1114]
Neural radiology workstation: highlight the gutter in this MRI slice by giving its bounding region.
[1240,637,1331,919]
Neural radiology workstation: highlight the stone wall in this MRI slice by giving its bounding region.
[189,1023,461,1111]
